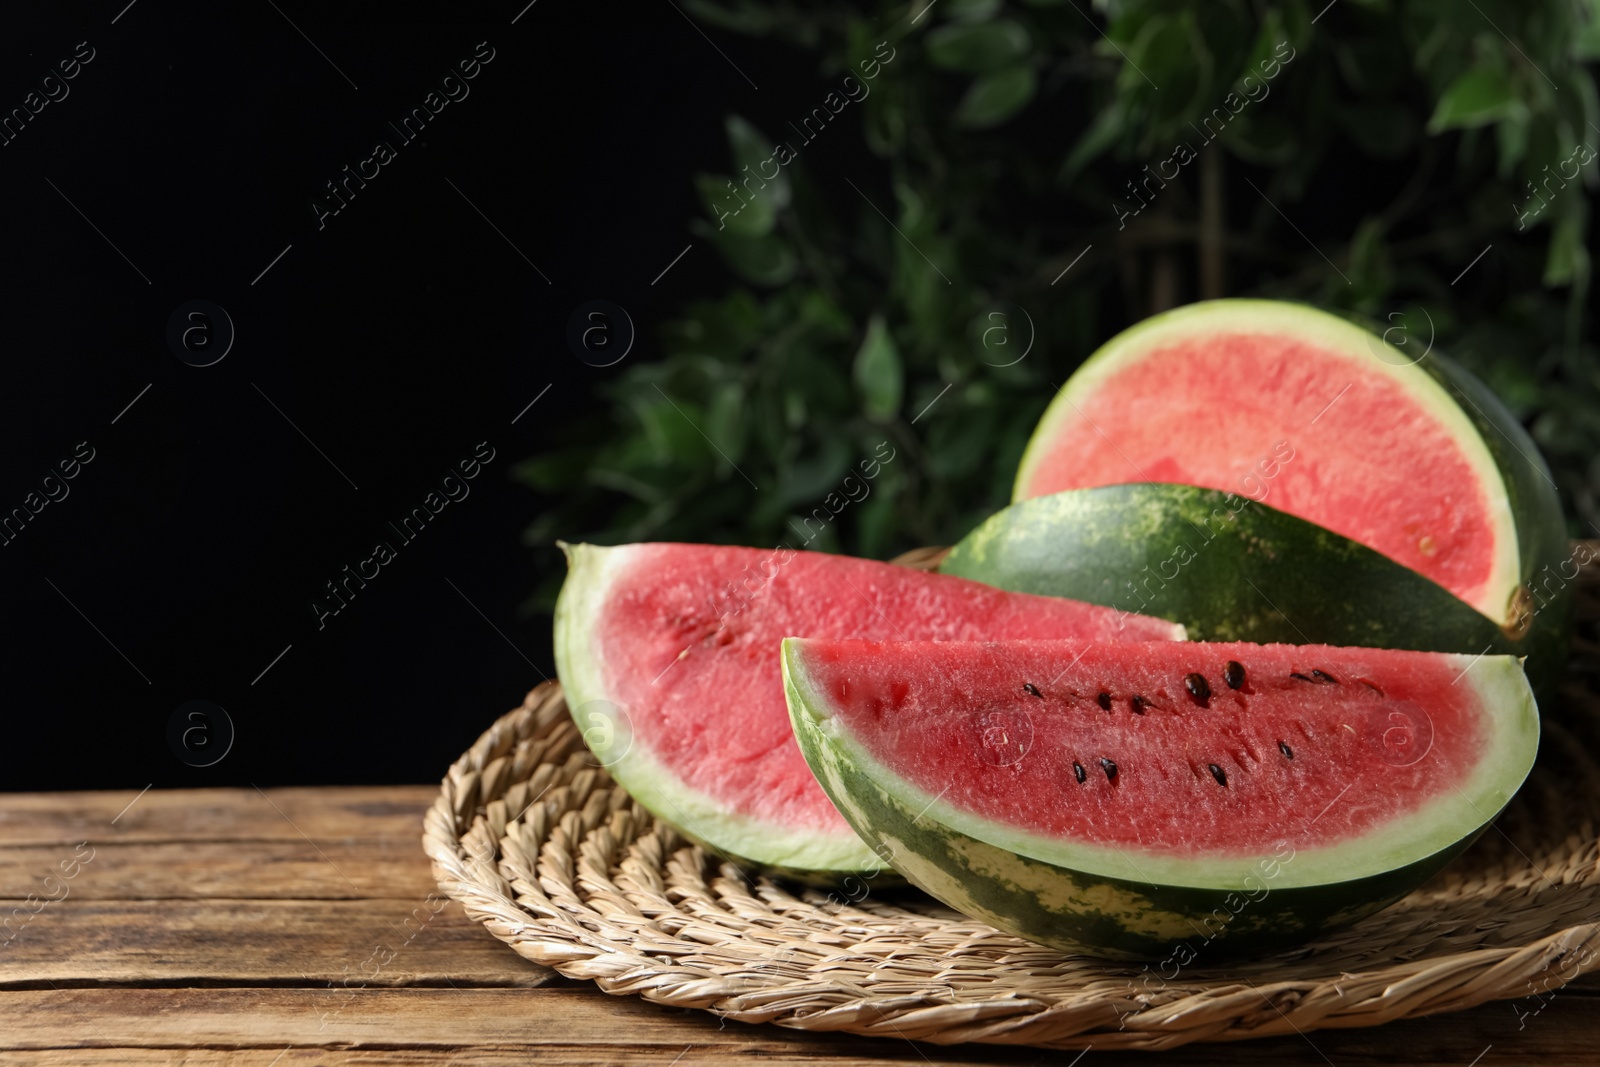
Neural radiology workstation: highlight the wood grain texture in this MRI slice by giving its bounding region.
[2,986,1599,1064]
[0,899,548,987]
[0,786,439,846]
[2,785,1596,1065]
[0,839,438,899]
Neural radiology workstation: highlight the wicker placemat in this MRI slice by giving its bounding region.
[424,543,1600,1050]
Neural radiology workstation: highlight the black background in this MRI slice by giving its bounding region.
[0,0,852,792]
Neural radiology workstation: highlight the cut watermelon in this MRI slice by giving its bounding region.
[784,637,1538,958]
[942,483,1566,695]
[553,543,1184,876]
[1013,299,1567,635]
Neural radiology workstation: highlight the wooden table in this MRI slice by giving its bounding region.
[3,786,1597,1065]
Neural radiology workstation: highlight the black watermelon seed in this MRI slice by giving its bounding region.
[1073,761,1087,784]
[1184,673,1211,703]
[1311,669,1338,684]
[1208,763,1228,787]
[1224,661,1246,689]
[1131,695,1152,715]
[1099,757,1118,781]
[1097,692,1112,711]
[1278,740,1294,759]
[1023,682,1042,698]
[1290,671,1314,682]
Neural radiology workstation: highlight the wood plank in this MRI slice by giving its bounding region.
[0,1045,1067,1067]
[0,786,441,846]
[0,839,438,900]
[0,1044,1039,1067]
[0,1051,1034,1067]
[1,985,1599,1064]
[0,899,547,987]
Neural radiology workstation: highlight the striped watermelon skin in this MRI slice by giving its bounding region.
[941,483,1569,698]
[783,638,1538,960]
[785,727,1481,959]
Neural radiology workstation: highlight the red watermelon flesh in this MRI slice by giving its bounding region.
[553,543,1185,873]
[791,639,1514,854]
[1014,303,1519,622]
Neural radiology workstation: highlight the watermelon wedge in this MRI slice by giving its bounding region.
[784,638,1538,958]
[1012,299,1568,638]
[942,483,1568,695]
[553,543,1184,876]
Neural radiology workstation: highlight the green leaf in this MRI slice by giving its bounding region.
[705,382,746,465]
[1574,0,1600,59]
[1279,0,1314,54]
[925,21,1030,73]
[797,289,853,338]
[630,395,712,469]
[1544,209,1589,286]
[725,115,791,210]
[955,66,1036,128]
[783,390,806,430]
[1495,113,1528,176]
[863,79,908,155]
[1119,15,1193,99]
[1222,113,1299,165]
[1238,7,1290,83]
[853,315,904,421]
[775,436,852,510]
[1345,216,1391,307]
[1427,67,1521,132]
[509,453,579,492]
[779,347,854,416]
[692,219,798,285]
[1060,97,1129,181]
[696,173,775,238]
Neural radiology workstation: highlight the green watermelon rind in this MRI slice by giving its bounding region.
[941,483,1568,696]
[782,638,1539,959]
[1011,298,1564,634]
[552,542,888,876]
[1421,352,1573,648]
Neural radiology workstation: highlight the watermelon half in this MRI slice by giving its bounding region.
[1012,300,1568,644]
[784,637,1538,958]
[552,543,1185,876]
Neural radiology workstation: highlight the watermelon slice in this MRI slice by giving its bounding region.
[942,483,1567,695]
[784,637,1538,958]
[553,542,1185,875]
[1012,299,1567,636]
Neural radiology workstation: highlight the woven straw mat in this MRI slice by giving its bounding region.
[424,542,1600,1050]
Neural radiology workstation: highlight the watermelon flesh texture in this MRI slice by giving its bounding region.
[1013,300,1524,624]
[784,638,1538,957]
[553,543,1185,876]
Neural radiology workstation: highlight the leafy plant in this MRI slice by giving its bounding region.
[516,0,1599,608]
